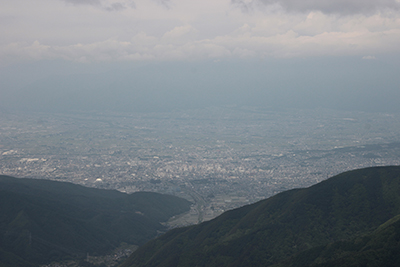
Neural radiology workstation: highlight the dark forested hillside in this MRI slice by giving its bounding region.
[274,214,400,267]
[0,175,191,267]
[121,166,400,267]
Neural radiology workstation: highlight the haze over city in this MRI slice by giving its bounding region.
[1,0,400,225]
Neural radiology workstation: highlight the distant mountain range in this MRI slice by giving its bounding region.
[0,175,192,267]
[121,166,400,267]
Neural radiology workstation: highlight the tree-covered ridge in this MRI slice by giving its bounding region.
[121,166,400,267]
[0,175,191,267]
[275,214,400,267]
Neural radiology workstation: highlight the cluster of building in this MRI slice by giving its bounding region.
[1,108,400,224]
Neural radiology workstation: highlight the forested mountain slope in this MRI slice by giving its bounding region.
[274,214,400,267]
[0,175,191,267]
[121,166,400,267]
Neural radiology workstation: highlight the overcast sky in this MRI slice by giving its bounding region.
[1,0,400,113]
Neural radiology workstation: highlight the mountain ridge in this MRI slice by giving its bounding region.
[121,166,400,267]
[0,175,192,267]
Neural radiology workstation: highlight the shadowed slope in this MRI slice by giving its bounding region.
[275,214,400,267]
[121,166,400,267]
[0,175,191,266]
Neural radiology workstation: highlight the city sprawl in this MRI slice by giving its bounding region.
[1,107,400,227]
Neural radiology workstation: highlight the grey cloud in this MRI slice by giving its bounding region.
[105,3,127,11]
[231,0,255,13]
[152,0,172,9]
[233,0,400,14]
[129,1,136,9]
[62,0,101,6]
[62,0,131,11]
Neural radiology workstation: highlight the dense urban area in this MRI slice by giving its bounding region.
[1,106,400,226]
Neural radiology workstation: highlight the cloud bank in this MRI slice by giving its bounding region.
[62,0,101,6]
[233,0,400,15]
[1,0,400,64]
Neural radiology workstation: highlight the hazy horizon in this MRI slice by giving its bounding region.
[1,0,400,114]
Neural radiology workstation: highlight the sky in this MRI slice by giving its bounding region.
[1,0,400,113]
